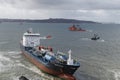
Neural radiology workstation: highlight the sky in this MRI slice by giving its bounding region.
[0,0,120,23]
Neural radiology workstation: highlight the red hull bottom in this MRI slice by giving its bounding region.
[21,51,76,80]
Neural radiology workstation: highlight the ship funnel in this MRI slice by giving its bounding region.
[67,49,73,65]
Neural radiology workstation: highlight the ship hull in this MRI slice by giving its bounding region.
[20,44,77,80]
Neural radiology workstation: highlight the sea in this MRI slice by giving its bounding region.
[0,22,120,80]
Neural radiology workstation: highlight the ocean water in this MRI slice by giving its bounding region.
[0,22,120,80]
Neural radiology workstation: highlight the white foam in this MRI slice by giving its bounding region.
[0,54,11,61]
[97,39,105,42]
[114,72,120,80]
[0,56,12,72]
[8,51,21,54]
[11,55,22,59]
[17,63,54,79]
[15,60,20,63]
[108,69,120,80]
[0,52,19,72]
[17,63,41,74]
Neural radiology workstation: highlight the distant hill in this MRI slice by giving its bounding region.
[0,18,99,23]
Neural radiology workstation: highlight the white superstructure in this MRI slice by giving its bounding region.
[22,29,40,47]
[67,50,73,65]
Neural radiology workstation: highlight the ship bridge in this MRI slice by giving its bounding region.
[23,31,40,47]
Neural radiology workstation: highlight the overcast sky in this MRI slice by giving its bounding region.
[0,0,120,23]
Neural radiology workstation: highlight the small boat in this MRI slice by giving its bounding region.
[91,34,100,40]
[20,28,80,80]
[69,24,86,31]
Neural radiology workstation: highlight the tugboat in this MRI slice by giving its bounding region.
[69,24,86,31]
[20,28,80,80]
[91,34,100,40]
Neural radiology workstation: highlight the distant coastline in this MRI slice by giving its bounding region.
[0,18,100,23]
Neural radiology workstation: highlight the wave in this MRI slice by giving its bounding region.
[17,63,57,80]
[17,63,41,74]
[107,69,120,80]
[112,69,120,80]
[0,54,14,72]
[0,54,11,61]
[8,51,21,54]
[0,51,21,70]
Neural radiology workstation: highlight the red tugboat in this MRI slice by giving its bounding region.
[69,24,86,31]
[20,28,80,80]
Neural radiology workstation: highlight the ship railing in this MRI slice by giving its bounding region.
[57,51,66,56]
[55,56,67,64]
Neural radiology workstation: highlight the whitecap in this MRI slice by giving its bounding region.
[108,69,120,80]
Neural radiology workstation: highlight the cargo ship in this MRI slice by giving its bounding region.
[20,29,80,80]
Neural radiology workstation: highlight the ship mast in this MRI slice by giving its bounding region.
[67,50,73,65]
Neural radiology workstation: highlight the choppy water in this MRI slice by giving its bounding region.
[0,22,120,80]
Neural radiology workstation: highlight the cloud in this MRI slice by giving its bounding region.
[1,0,120,10]
[0,0,120,23]
[35,0,120,10]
